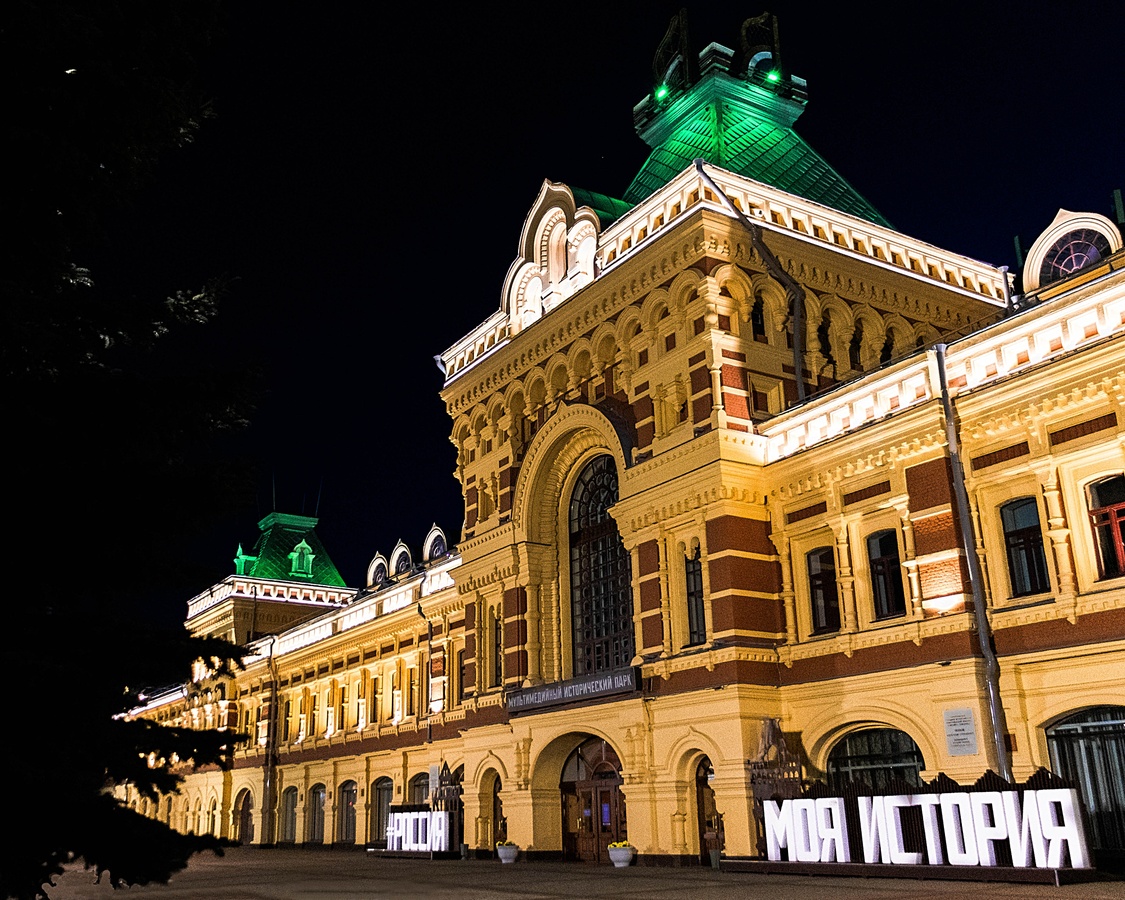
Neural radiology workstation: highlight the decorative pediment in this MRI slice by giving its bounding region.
[502,181,601,333]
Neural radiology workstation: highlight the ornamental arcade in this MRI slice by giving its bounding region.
[125,13,1124,873]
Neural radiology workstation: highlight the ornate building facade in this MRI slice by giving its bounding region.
[126,15,1124,870]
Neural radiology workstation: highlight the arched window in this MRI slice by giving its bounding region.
[1047,706,1125,853]
[827,727,924,791]
[806,546,840,634]
[1000,497,1050,596]
[279,787,298,842]
[1088,475,1125,580]
[370,777,393,846]
[306,784,326,843]
[750,298,767,343]
[685,547,706,646]
[570,455,633,674]
[338,780,357,844]
[867,530,906,619]
[409,773,430,805]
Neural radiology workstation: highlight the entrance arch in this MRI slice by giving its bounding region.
[559,736,627,863]
[233,789,254,844]
[1047,705,1125,858]
[695,757,724,864]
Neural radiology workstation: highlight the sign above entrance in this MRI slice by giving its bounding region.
[506,667,639,713]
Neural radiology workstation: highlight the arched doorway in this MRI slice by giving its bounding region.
[826,727,924,790]
[490,773,506,847]
[279,787,298,842]
[695,757,724,865]
[306,783,326,844]
[1047,705,1125,860]
[560,736,626,863]
[338,780,358,844]
[233,789,253,844]
[370,777,393,848]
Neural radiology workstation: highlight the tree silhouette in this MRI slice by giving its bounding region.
[3,3,259,896]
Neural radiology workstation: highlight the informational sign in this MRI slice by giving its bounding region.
[505,667,639,713]
[944,708,979,757]
[762,788,1090,870]
[385,805,452,852]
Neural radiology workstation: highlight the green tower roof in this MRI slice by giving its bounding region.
[233,512,346,586]
[621,15,890,228]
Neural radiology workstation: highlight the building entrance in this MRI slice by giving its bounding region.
[560,737,626,863]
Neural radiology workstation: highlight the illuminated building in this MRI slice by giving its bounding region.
[126,13,1124,871]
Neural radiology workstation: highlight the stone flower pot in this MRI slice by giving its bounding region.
[496,844,518,864]
[608,845,634,867]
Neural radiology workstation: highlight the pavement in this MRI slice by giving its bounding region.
[43,847,1125,900]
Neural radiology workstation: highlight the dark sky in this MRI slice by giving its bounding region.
[111,2,1124,624]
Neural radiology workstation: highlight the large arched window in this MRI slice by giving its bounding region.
[827,727,924,791]
[569,455,633,675]
[1047,706,1125,853]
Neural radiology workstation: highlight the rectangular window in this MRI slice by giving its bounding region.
[1001,497,1051,596]
[457,648,467,702]
[406,669,417,716]
[685,549,706,646]
[338,686,348,731]
[493,613,504,687]
[807,546,840,634]
[867,530,907,619]
[1088,475,1125,580]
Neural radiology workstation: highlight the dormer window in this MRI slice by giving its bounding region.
[288,539,315,578]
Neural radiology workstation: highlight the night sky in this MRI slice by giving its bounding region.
[103,2,1124,626]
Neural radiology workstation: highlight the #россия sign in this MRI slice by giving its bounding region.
[385,805,453,852]
[763,787,1091,869]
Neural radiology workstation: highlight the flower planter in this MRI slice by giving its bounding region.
[608,846,634,868]
[496,844,518,864]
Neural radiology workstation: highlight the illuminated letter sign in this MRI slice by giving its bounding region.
[385,808,452,853]
[763,788,1089,870]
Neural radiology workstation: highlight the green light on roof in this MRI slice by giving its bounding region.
[655,84,669,100]
[766,70,780,83]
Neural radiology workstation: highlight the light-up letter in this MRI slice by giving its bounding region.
[1037,789,1091,869]
[940,792,978,866]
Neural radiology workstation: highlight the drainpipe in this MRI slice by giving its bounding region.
[262,635,280,845]
[932,344,1012,781]
[694,160,807,401]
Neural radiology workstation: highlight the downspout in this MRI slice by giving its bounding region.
[694,159,807,401]
[262,635,280,845]
[932,344,1012,781]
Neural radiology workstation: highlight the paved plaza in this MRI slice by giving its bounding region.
[44,848,1125,900]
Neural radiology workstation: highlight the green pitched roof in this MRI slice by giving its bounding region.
[622,41,891,229]
[234,512,346,586]
[570,187,634,229]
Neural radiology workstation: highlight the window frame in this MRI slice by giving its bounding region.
[999,496,1052,597]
